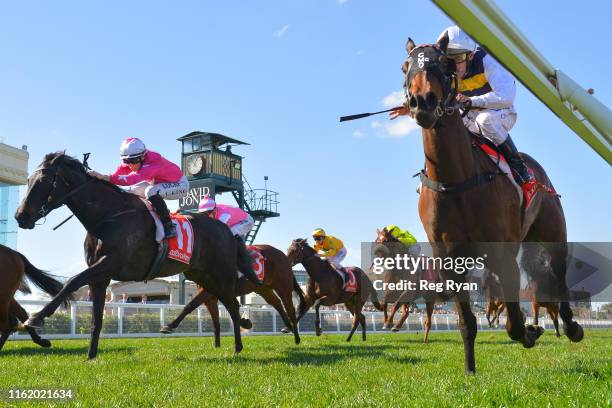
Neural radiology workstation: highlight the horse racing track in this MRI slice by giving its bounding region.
[0,330,609,407]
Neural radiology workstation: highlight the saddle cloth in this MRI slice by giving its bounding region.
[473,139,524,204]
[141,199,194,265]
[247,246,266,281]
[331,265,358,293]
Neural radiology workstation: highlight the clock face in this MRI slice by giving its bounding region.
[187,155,204,175]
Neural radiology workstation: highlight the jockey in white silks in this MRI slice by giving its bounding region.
[440,26,539,206]
[87,137,189,238]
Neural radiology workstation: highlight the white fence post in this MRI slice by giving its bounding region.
[160,307,165,328]
[70,303,77,336]
[371,314,376,332]
[197,307,202,335]
[272,310,277,333]
[336,313,341,332]
[118,305,123,336]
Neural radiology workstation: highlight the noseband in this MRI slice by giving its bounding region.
[404,45,459,123]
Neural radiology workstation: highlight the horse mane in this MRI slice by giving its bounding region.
[42,152,126,194]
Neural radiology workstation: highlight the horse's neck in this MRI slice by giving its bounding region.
[422,113,475,182]
[301,251,326,280]
[65,178,134,231]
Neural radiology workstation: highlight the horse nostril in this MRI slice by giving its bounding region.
[426,92,438,109]
[409,95,418,109]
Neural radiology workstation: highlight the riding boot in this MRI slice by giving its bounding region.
[498,135,539,207]
[149,193,177,239]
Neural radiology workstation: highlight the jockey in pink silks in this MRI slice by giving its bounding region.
[197,195,255,240]
[87,137,189,239]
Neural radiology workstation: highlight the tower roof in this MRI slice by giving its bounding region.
[177,131,249,147]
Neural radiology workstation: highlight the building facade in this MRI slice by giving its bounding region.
[0,142,28,249]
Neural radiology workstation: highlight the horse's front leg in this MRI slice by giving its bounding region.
[88,280,110,359]
[25,256,116,329]
[313,297,327,336]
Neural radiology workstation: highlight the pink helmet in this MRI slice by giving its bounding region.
[198,195,216,212]
[120,138,147,159]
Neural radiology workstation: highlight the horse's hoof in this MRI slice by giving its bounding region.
[280,327,290,334]
[240,318,253,330]
[234,344,243,354]
[556,333,561,338]
[24,316,43,330]
[214,340,221,348]
[380,325,389,331]
[159,326,174,334]
[315,329,322,337]
[36,339,52,348]
[295,337,301,345]
[391,327,400,333]
[564,322,584,342]
[522,325,544,348]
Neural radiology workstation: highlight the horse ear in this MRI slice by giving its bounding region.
[50,151,65,166]
[406,37,415,54]
[437,31,449,54]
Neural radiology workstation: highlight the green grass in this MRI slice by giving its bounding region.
[0,330,610,407]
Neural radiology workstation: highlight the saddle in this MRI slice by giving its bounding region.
[329,263,358,293]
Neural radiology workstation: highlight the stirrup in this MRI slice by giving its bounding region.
[163,223,177,239]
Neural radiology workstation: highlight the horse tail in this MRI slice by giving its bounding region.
[292,274,307,315]
[236,237,262,286]
[18,253,66,300]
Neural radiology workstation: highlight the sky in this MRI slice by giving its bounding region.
[0,0,610,282]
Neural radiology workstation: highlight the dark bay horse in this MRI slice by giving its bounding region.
[374,228,436,341]
[160,244,306,345]
[15,152,260,358]
[0,244,65,350]
[403,36,583,373]
[286,239,382,341]
[483,273,505,328]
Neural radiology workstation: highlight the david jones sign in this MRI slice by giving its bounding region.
[179,185,213,210]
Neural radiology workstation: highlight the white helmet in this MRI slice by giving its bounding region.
[439,26,476,55]
[119,138,147,159]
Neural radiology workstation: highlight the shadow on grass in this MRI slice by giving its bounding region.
[187,343,426,367]
[0,345,136,357]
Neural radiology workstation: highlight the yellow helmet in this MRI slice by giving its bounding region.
[312,228,326,237]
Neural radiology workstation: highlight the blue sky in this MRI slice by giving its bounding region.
[1,1,610,279]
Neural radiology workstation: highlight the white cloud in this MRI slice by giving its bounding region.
[275,24,290,37]
[382,90,405,108]
[370,117,419,139]
[352,129,365,138]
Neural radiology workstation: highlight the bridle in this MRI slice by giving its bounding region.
[29,160,93,222]
[403,44,461,124]
[289,240,318,266]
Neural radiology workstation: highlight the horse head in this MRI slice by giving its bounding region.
[15,152,88,229]
[286,238,311,266]
[403,33,457,129]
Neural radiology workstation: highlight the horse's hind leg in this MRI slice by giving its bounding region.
[278,290,301,345]
[423,301,434,343]
[257,288,293,336]
[161,287,208,334]
[547,304,561,338]
[532,302,540,326]
[541,241,583,342]
[10,300,50,348]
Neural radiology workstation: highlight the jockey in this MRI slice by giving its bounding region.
[312,228,347,269]
[392,26,538,206]
[198,195,255,241]
[442,26,537,203]
[385,224,417,247]
[87,137,189,239]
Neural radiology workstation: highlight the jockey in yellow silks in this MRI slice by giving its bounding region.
[385,225,417,247]
[312,228,346,269]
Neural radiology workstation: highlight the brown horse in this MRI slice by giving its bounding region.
[403,36,583,373]
[483,273,505,328]
[0,244,65,351]
[374,228,436,342]
[286,239,382,341]
[160,244,306,345]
